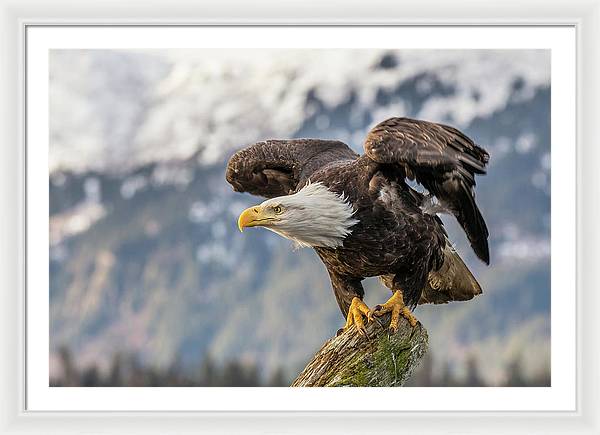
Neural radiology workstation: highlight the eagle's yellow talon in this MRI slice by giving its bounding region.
[366,310,375,323]
[402,306,418,328]
[371,290,418,332]
[343,297,371,336]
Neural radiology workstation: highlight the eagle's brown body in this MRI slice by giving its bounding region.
[226,117,489,319]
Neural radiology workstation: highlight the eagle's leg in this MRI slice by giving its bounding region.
[342,297,371,336]
[368,290,418,333]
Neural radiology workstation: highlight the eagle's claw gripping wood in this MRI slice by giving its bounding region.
[369,290,418,333]
[343,297,372,337]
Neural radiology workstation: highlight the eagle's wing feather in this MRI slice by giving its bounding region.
[226,139,358,199]
[364,117,490,264]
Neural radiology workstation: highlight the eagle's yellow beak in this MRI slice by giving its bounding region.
[237,206,264,232]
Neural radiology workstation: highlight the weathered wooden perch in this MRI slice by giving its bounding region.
[292,314,428,387]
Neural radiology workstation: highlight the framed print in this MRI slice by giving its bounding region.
[1,0,599,434]
[28,23,575,410]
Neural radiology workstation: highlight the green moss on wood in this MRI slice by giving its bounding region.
[293,315,428,387]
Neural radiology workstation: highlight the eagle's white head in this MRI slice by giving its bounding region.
[237,182,359,248]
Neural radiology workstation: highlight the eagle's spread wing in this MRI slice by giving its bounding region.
[226,139,358,198]
[364,117,490,264]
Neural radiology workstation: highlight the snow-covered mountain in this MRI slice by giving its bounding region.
[49,49,551,385]
[50,49,549,172]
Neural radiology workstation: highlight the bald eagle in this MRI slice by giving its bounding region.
[226,117,489,334]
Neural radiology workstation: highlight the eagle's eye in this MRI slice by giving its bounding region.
[272,205,283,214]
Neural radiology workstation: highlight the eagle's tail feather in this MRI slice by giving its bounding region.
[419,245,482,305]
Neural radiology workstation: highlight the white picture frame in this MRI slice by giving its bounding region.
[1,0,599,433]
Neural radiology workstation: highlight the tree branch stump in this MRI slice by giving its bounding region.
[291,314,428,387]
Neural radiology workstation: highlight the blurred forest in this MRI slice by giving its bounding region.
[50,346,549,387]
